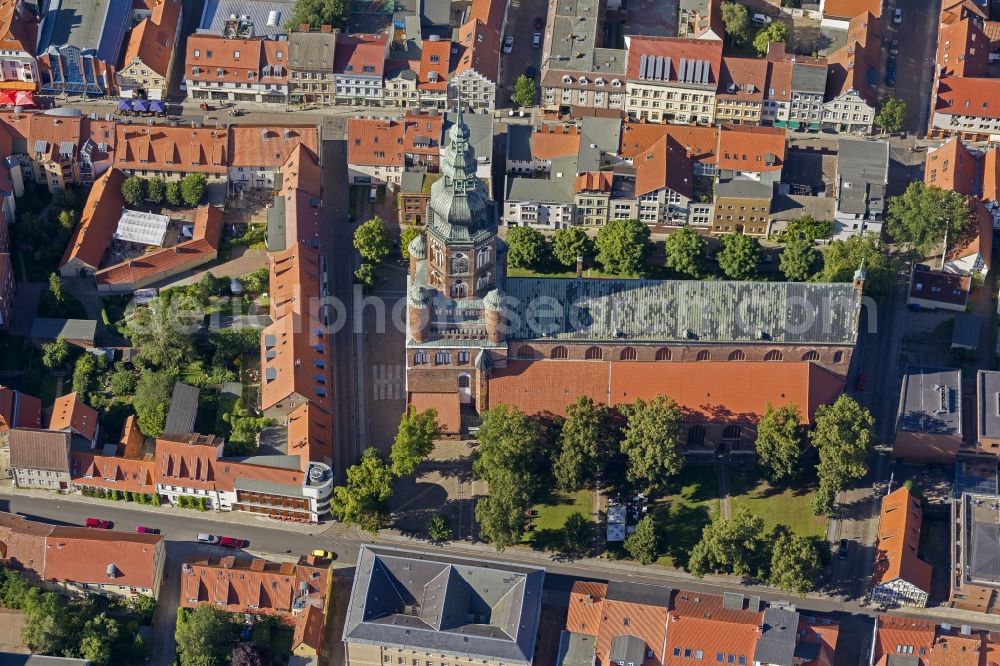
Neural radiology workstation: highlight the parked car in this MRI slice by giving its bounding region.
[751,12,771,24]
[893,7,902,23]
[219,537,249,549]
[197,533,219,544]
[85,518,112,529]
[311,549,335,560]
[533,16,544,30]
[886,57,896,86]
[837,539,850,560]
[855,373,867,392]
[503,36,514,53]
[135,525,159,534]
[531,32,541,48]
[889,39,899,55]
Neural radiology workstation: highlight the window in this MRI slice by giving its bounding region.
[620,347,636,360]
[655,347,671,361]
[458,351,470,364]
[738,658,746,665]
[716,656,723,664]
[585,346,603,360]
[802,350,820,361]
[435,351,452,364]
[696,350,711,361]
[688,425,706,447]
[234,50,241,58]
[458,375,471,388]
[833,351,844,363]
[551,346,568,359]
[764,349,783,361]
[728,350,745,361]
[685,650,692,658]
[413,351,429,364]
[696,652,703,660]
[723,425,741,439]
[516,345,536,360]
[674,649,682,657]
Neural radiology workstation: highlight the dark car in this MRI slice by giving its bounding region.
[889,39,899,55]
[855,373,867,392]
[886,56,897,86]
[219,537,249,549]
[837,539,849,560]
[525,66,537,80]
[85,518,112,529]
[533,16,544,30]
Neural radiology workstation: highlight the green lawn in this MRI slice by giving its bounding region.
[522,489,592,551]
[653,464,720,568]
[728,466,828,539]
[506,267,637,279]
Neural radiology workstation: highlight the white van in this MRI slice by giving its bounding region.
[197,533,219,544]
[751,12,772,24]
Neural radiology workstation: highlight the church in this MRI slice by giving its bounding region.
[405,111,865,452]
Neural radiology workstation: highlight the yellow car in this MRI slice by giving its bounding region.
[311,549,334,560]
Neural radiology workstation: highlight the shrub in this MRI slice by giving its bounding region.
[151,494,161,506]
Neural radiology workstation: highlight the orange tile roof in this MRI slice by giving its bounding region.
[155,434,224,491]
[620,123,719,164]
[826,12,880,103]
[0,0,37,56]
[946,201,993,271]
[408,392,461,434]
[0,386,41,431]
[575,171,612,194]
[347,117,404,167]
[799,616,840,666]
[334,34,388,78]
[984,147,1000,202]
[123,0,182,78]
[937,18,990,78]
[229,125,319,168]
[0,511,51,573]
[260,312,332,411]
[565,581,607,636]
[936,77,1000,119]
[469,0,506,30]
[625,37,723,82]
[931,634,985,666]
[872,486,932,593]
[418,39,453,91]
[186,35,273,85]
[403,112,443,157]
[823,0,881,19]
[565,581,670,666]
[282,188,323,248]
[72,451,156,493]
[181,556,329,619]
[287,402,333,471]
[941,0,987,25]
[279,143,322,197]
[43,526,163,590]
[293,604,327,653]
[269,243,322,320]
[925,137,978,196]
[489,361,844,424]
[531,124,580,160]
[717,124,785,172]
[665,600,761,666]
[619,123,669,160]
[872,616,936,666]
[261,40,288,85]
[764,58,792,102]
[635,135,694,197]
[116,125,228,174]
[455,19,500,80]
[48,392,98,442]
[121,414,144,459]
[718,57,767,103]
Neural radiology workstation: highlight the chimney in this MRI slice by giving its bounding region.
[576,255,583,278]
[299,23,310,31]
[320,24,332,33]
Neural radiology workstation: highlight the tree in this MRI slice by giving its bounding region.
[755,403,803,480]
[619,396,684,493]
[133,371,175,437]
[552,227,592,269]
[21,591,70,656]
[400,225,422,260]
[41,339,69,369]
[624,515,660,565]
[175,605,237,666]
[121,176,146,207]
[475,467,533,551]
[288,0,348,30]
[815,233,894,300]
[752,21,789,55]
[811,395,874,513]
[124,295,197,371]
[774,215,833,243]
[232,643,267,666]
[78,612,119,665]
[561,512,591,557]
[717,232,760,279]
[779,234,818,281]
[595,218,652,275]
[688,507,766,578]
[553,396,617,491]
[239,268,269,294]
[887,181,972,255]
[390,407,440,476]
[57,209,76,233]
[875,96,907,133]
[354,263,376,290]
[48,272,63,304]
[427,513,453,542]
[505,226,547,270]
[512,75,535,107]
[180,173,207,206]
[331,448,395,533]
[721,1,749,44]
[166,180,183,206]
[769,531,821,595]
[223,401,273,456]
[664,226,708,278]
[147,178,166,204]
[354,216,391,264]
[72,352,106,402]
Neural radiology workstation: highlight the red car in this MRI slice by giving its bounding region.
[218,537,249,549]
[85,518,112,529]
[855,374,867,392]
[135,525,159,534]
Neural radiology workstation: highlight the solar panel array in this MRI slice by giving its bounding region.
[637,54,711,84]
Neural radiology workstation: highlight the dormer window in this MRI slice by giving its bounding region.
[562,75,573,83]
[595,77,605,85]
[611,78,621,87]
[216,68,224,77]
[579,76,588,84]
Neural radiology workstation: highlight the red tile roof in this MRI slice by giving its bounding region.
[872,486,933,594]
[717,124,786,172]
[489,360,845,424]
[418,39,453,91]
[937,18,990,78]
[936,76,1000,119]
[635,135,694,197]
[625,37,723,83]
[455,19,500,81]
[269,243,322,319]
[872,616,936,666]
[115,125,228,174]
[531,124,580,160]
[469,0,506,30]
[717,57,767,103]
[575,171,613,194]
[260,312,333,412]
[620,123,719,165]
[123,0,182,78]
[154,434,224,491]
[72,451,156,494]
[946,201,993,272]
[286,402,333,470]
[408,392,461,434]
[186,34,286,86]
[823,0,881,18]
[0,387,41,431]
[293,604,327,653]
[925,137,978,196]
[229,125,319,168]
[61,169,125,271]
[565,581,670,666]
[347,117,404,167]
[43,526,163,590]
[280,143,322,197]
[825,12,880,103]
[403,112,443,158]
[0,0,37,57]
[334,34,388,77]
[48,392,98,442]
[984,147,1000,202]
[666,593,763,666]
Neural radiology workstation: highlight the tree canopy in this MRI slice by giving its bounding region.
[41,339,69,369]
[688,507,766,578]
[815,234,893,300]
[887,181,972,255]
[664,227,708,278]
[619,396,684,493]
[288,0,348,30]
[717,232,760,279]
[506,226,547,270]
[754,403,803,480]
[331,448,395,533]
[595,219,651,275]
[512,75,535,107]
[175,605,237,666]
[133,370,175,437]
[769,531,822,595]
[875,96,907,133]
[721,1,749,44]
[779,234,818,281]
[553,396,617,491]
[774,216,834,243]
[552,227,592,268]
[624,515,660,564]
[390,407,440,476]
[71,352,106,403]
[121,176,146,207]
[180,173,207,206]
[146,178,166,204]
[752,21,789,55]
[354,216,392,264]
[811,395,874,514]
[561,513,592,557]
[400,226,422,260]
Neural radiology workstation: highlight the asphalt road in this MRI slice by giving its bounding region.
[881,0,941,135]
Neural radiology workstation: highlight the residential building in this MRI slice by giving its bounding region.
[384,62,419,109]
[403,111,443,171]
[933,77,1000,139]
[944,203,993,276]
[114,124,228,180]
[198,0,295,39]
[287,27,337,106]
[343,546,544,666]
[417,36,452,110]
[0,386,41,479]
[768,194,835,237]
[36,0,131,95]
[925,136,978,195]
[228,125,319,191]
[908,263,971,312]
[0,110,106,194]
[184,34,288,104]
[48,391,99,450]
[333,34,388,105]
[950,488,1000,613]
[398,171,434,225]
[764,44,828,131]
[9,428,72,490]
[503,166,576,228]
[870,486,933,608]
[870,616,1000,666]
[0,0,39,92]
[116,0,183,100]
[819,0,881,31]
[937,17,990,79]
[822,13,879,133]
[28,318,96,348]
[346,117,404,186]
[978,371,1000,453]
[712,179,772,235]
[833,138,888,238]
[894,366,964,463]
[452,19,500,114]
[266,142,324,251]
[714,57,767,125]
[624,37,723,124]
[574,171,613,226]
[0,511,165,599]
[678,0,725,40]
[716,124,786,185]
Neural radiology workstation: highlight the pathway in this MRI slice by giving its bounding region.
[717,461,732,520]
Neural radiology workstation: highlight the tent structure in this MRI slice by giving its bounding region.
[0,91,15,106]
[149,100,165,114]
[117,99,132,112]
[132,99,149,113]
[13,91,33,106]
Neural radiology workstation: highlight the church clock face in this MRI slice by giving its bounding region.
[451,254,469,275]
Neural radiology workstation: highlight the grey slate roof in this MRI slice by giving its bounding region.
[610,635,646,665]
[578,117,623,172]
[233,477,304,497]
[38,0,130,61]
[506,125,533,163]
[9,428,72,473]
[979,371,1000,439]
[952,313,981,350]
[505,169,575,205]
[557,632,597,666]
[604,581,672,606]
[266,194,287,251]
[163,382,199,437]
[970,519,1000,583]
[896,366,963,436]
[444,112,493,166]
[29,318,97,344]
[344,546,544,665]
[201,0,295,37]
[790,63,827,94]
[501,278,862,344]
[716,178,773,200]
[234,454,303,470]
[769,194,835,223]
[288,31,337,70]
[836,139,888,216]
[753,608,799,666]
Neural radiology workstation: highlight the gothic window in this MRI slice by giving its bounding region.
[476,272,492,291]
[476,246,492,268]
[451,281,467,298]
[764,350,783,361]
[802,350,820,361]
[655,348,671,361]
[451,253,469,275]
[551,346,568,359]
[432,242,444,265]
[833,351,844,363]
[687,425,706,447]
[458,374,471,388]
[723,425,742,439]
[728,350,746,361]
[516,345,537,359]
[620,347,637,360]
[585,346,603,360]
[435,351,451,364]
[696,350,711,361]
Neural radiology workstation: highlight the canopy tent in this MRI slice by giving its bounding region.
[0,91,15,106]
[13,91,33,106]
[117,99,132,112]
[148,100,165,114]
[132,99,149,113]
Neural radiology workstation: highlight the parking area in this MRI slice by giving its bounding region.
[881,0,940,134]
[498,0,548,104]
[388,440,480,540]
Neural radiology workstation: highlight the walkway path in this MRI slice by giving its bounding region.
[717,462,732,520]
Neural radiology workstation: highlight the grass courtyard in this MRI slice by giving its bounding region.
[522,489,593,551]
[728,465,828,539]
[652,464,720,568]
